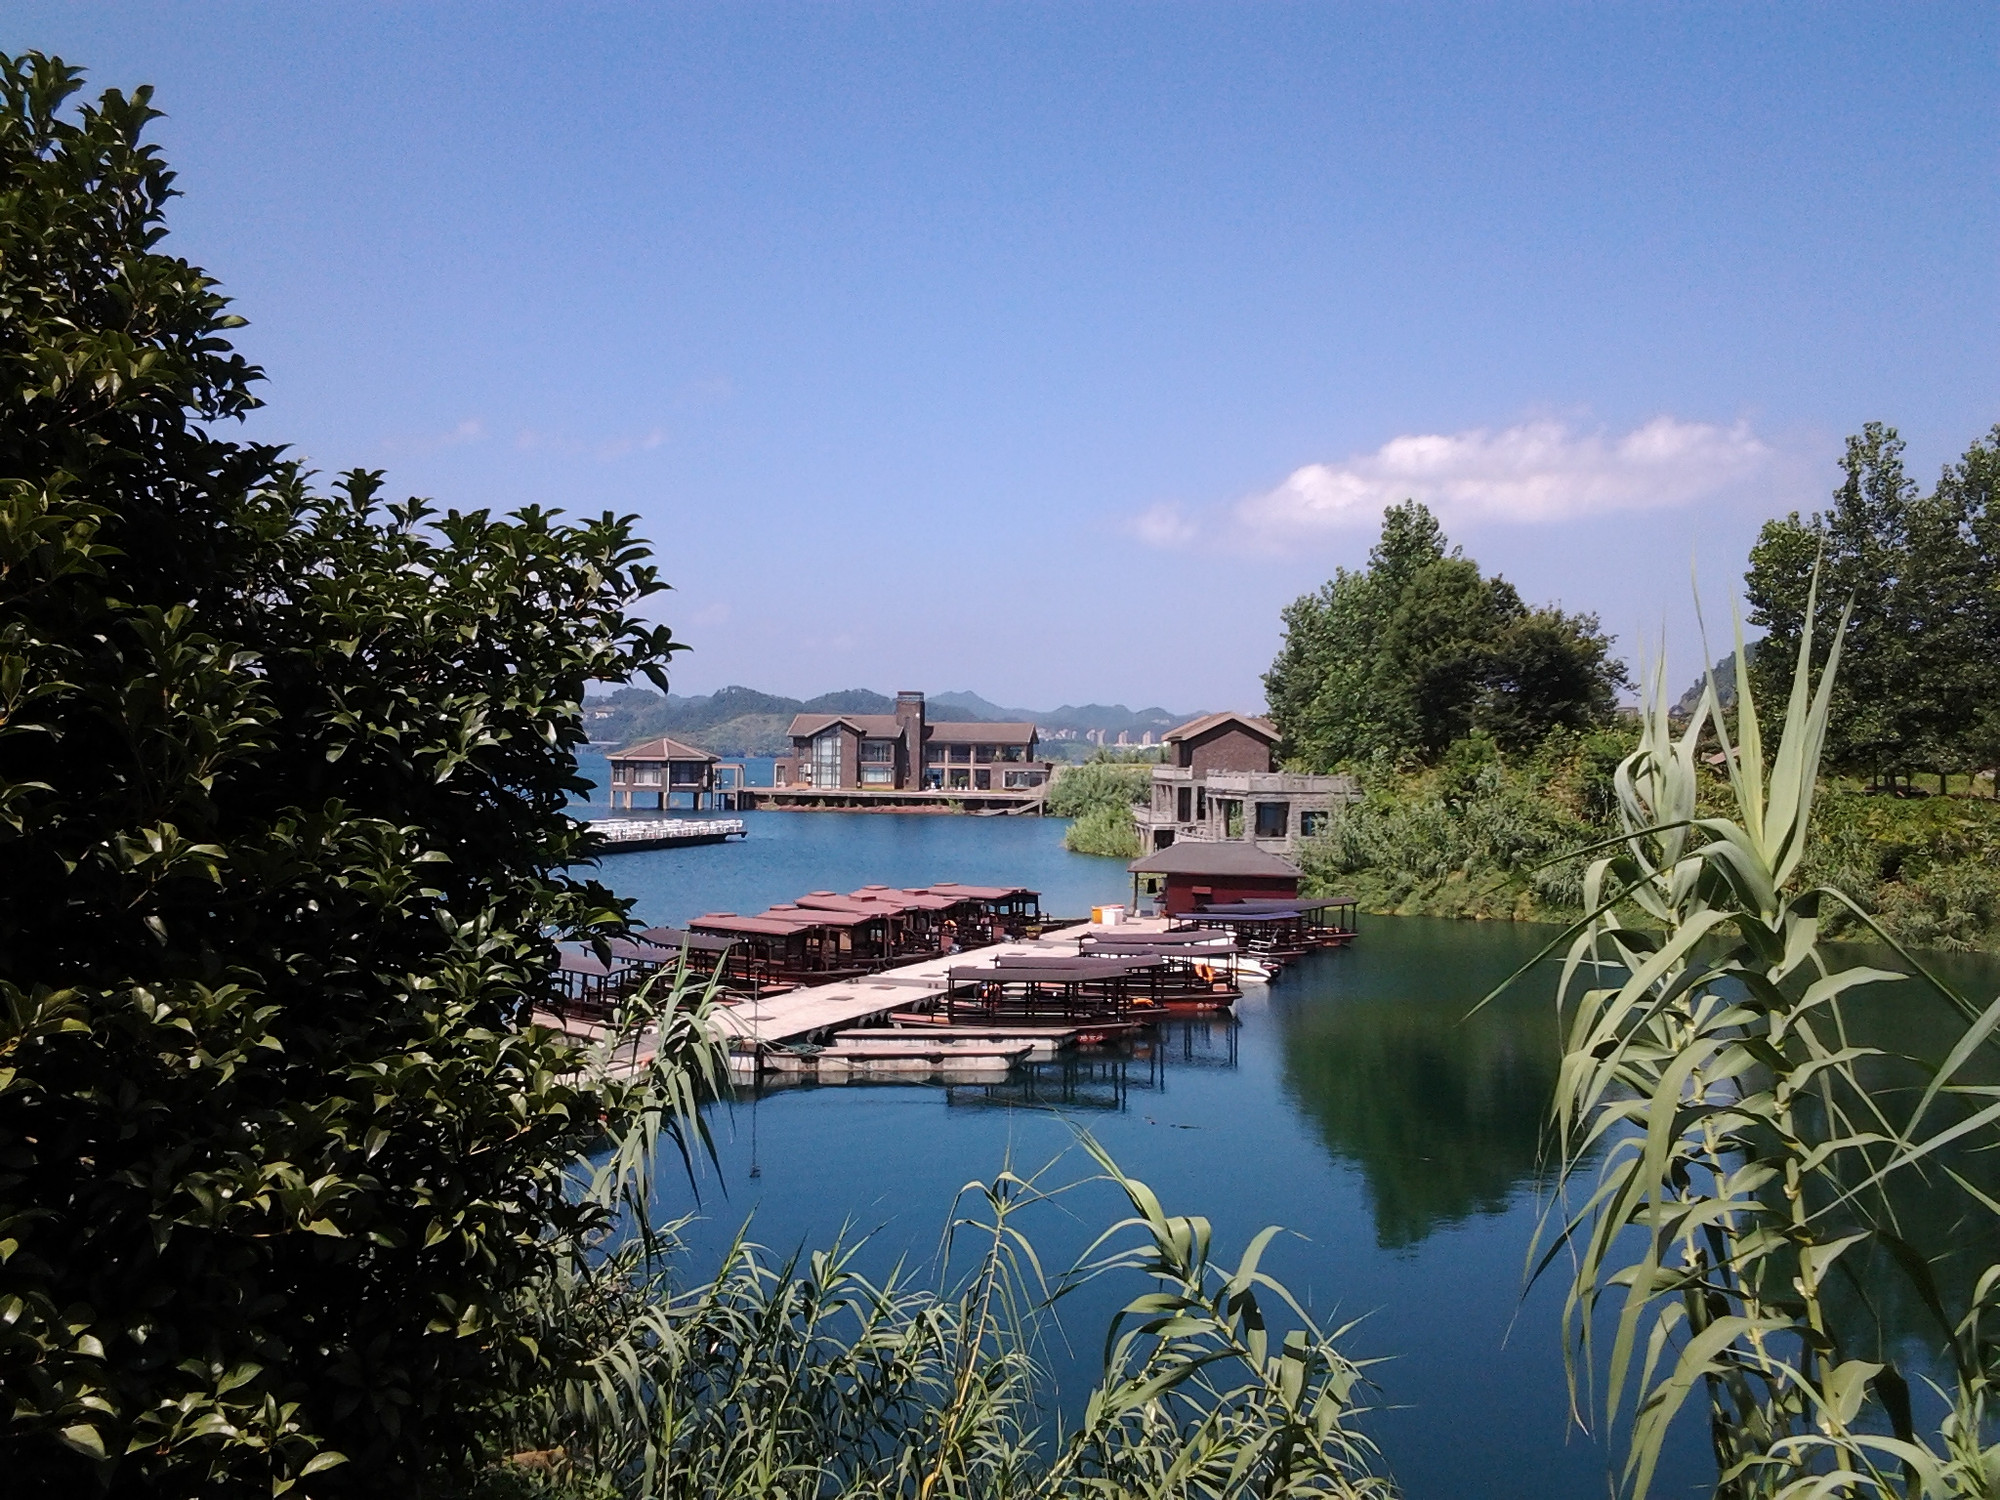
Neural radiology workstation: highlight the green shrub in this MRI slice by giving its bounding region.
[1298,735,1599,919]
[1046,759,1152,818]
[1065,800,1141,859]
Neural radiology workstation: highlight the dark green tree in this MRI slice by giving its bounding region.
[0,54,678,1494]
[1746,422,2000,788]
[1264,501,1626,768]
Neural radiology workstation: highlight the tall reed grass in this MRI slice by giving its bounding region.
[1506,584,2000,1497]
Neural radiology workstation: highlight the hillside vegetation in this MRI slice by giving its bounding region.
[1298,729,2000,950]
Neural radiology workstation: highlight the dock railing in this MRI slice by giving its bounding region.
[588,816,747,845]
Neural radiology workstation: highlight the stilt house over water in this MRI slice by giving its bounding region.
[605,736,731,811]
[1131,712,1360,855]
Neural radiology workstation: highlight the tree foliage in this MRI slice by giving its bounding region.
[1745,421,2000,785]
[0,54,679,1493]
[1265,502,1628,770]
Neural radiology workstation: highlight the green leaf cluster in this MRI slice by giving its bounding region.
[1746,421,2000,786]
[1264,501,1629,770]
[0,54,680,1494]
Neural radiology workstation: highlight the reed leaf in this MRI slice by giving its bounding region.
[1511,578,2000,1500]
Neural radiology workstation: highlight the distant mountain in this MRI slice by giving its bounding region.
[585,686,1208,756]
[926,690,1019,721]
[929,691,1188,736]
[1672,649,1751,720]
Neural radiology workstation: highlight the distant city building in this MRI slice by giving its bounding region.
[1116,730,1131,746]
[1139,731,1154,746]
[1130,712,1360,855]
[771,692,1053,795]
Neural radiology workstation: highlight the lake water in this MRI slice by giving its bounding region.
[587,808,2000,1500]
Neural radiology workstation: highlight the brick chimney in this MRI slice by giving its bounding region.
[894,691,926,790]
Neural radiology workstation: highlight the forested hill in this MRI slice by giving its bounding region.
[586,686,1191,756]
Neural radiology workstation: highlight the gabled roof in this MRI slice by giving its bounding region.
[1163,712,1279,745]
[607,735,719,762]
[784,714,1040,745]
[926,721,1037,744]
[786,712,907,740]
[1126,842,1300,878]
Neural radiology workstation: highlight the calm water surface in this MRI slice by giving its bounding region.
[589,809,2000,1500]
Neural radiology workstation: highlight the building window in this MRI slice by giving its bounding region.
[861,766,893,787]
[1177,786,1192,822]
[610,764,629,784]
[1003,769,1037,789]
[670,762,704,785]
[1300,810,1328,837]
[949,768,970,789]
[950,744,972,764]
[775,764,789,785]
[636,765,662,786]
[1196,787,1207,821]
[923,768,943,789]
[925,743,944,764]
[1221,799,1244,838]
[811,730,842,789]
[974,769,991,790]
[1255,802,1288,839]
[998,744,1024,762]
[860,739,894,764]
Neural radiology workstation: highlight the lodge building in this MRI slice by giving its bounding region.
[1130,712,1359,855]
[771,691,1053,796]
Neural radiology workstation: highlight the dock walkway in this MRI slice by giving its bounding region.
[709,918,1175,1049]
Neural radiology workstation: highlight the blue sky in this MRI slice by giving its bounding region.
[14,4,1996,711]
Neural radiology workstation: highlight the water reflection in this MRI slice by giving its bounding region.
[945,1017,1241,1113]
[1271,919,1566,1250]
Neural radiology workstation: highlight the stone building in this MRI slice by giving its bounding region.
[1130,712,1359,855]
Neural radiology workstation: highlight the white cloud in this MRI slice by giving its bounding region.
[379,417,486,456]
[1209,417,1777,546]
[1129,501,1200,549]
[513,425,668,462]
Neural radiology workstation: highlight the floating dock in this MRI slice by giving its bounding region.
[712,918,1188,1081]
[588,816,747,853]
